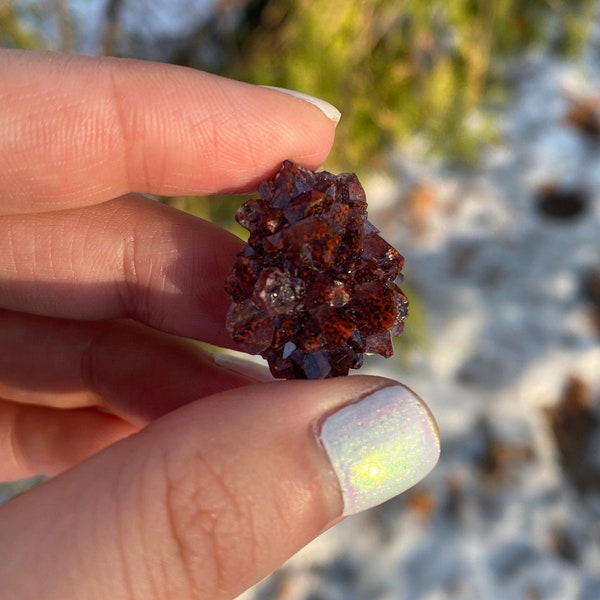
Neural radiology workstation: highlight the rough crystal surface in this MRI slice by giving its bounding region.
[225,160,409,379]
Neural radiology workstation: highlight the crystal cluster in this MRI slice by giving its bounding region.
[225,160,409,379]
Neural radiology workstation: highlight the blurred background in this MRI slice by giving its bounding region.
[1,1,600,598]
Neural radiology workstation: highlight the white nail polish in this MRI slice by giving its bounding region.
[318,385,440,516]
[261,86,341,124]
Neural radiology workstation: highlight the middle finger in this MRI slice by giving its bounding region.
[0,194,243,347]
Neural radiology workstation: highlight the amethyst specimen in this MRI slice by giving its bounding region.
[225,160,409,379]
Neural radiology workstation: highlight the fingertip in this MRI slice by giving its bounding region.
[0,50,339,210]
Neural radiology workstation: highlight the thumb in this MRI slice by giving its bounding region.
[0,376,439,600]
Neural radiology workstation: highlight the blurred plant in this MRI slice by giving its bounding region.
[166,0,595,226]
[212,0,595,169]
[159,192,249,240]
[0,476,46,502]
[0,0,42,48]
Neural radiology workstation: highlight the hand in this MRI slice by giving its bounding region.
[0,50,440,600]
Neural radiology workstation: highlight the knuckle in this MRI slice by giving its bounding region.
[115,206,162,325]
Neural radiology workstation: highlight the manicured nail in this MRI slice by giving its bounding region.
[261,86,341,125]
[318,385,440,516]
[213,352,274,382]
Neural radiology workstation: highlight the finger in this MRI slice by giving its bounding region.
[0,194,242,346]
[0,50,338,214]
[0,400,138,480]
[0,309,263,422]
[0,377,439,600]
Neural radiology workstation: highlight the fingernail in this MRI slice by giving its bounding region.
[318,385,440,516]
[213,352,274,382]
[261,86,341,125]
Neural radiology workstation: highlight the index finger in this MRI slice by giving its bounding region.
[0,50,338,214]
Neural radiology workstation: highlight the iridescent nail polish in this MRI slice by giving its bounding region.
[318,385,440,516]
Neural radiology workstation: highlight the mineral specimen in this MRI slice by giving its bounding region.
[225,160,409,379]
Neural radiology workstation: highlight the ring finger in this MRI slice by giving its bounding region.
[0,309,260,423]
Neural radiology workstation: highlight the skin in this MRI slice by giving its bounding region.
[0,50,429,600]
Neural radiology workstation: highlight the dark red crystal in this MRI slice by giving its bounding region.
[225,160,409,379]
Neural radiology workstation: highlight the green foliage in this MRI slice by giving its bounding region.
[388,279,428,369]
[0,1,43,49]
[161,193,248,239]
[222,0,595,169]
[176,0,594,233]
[0,476,46,502]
